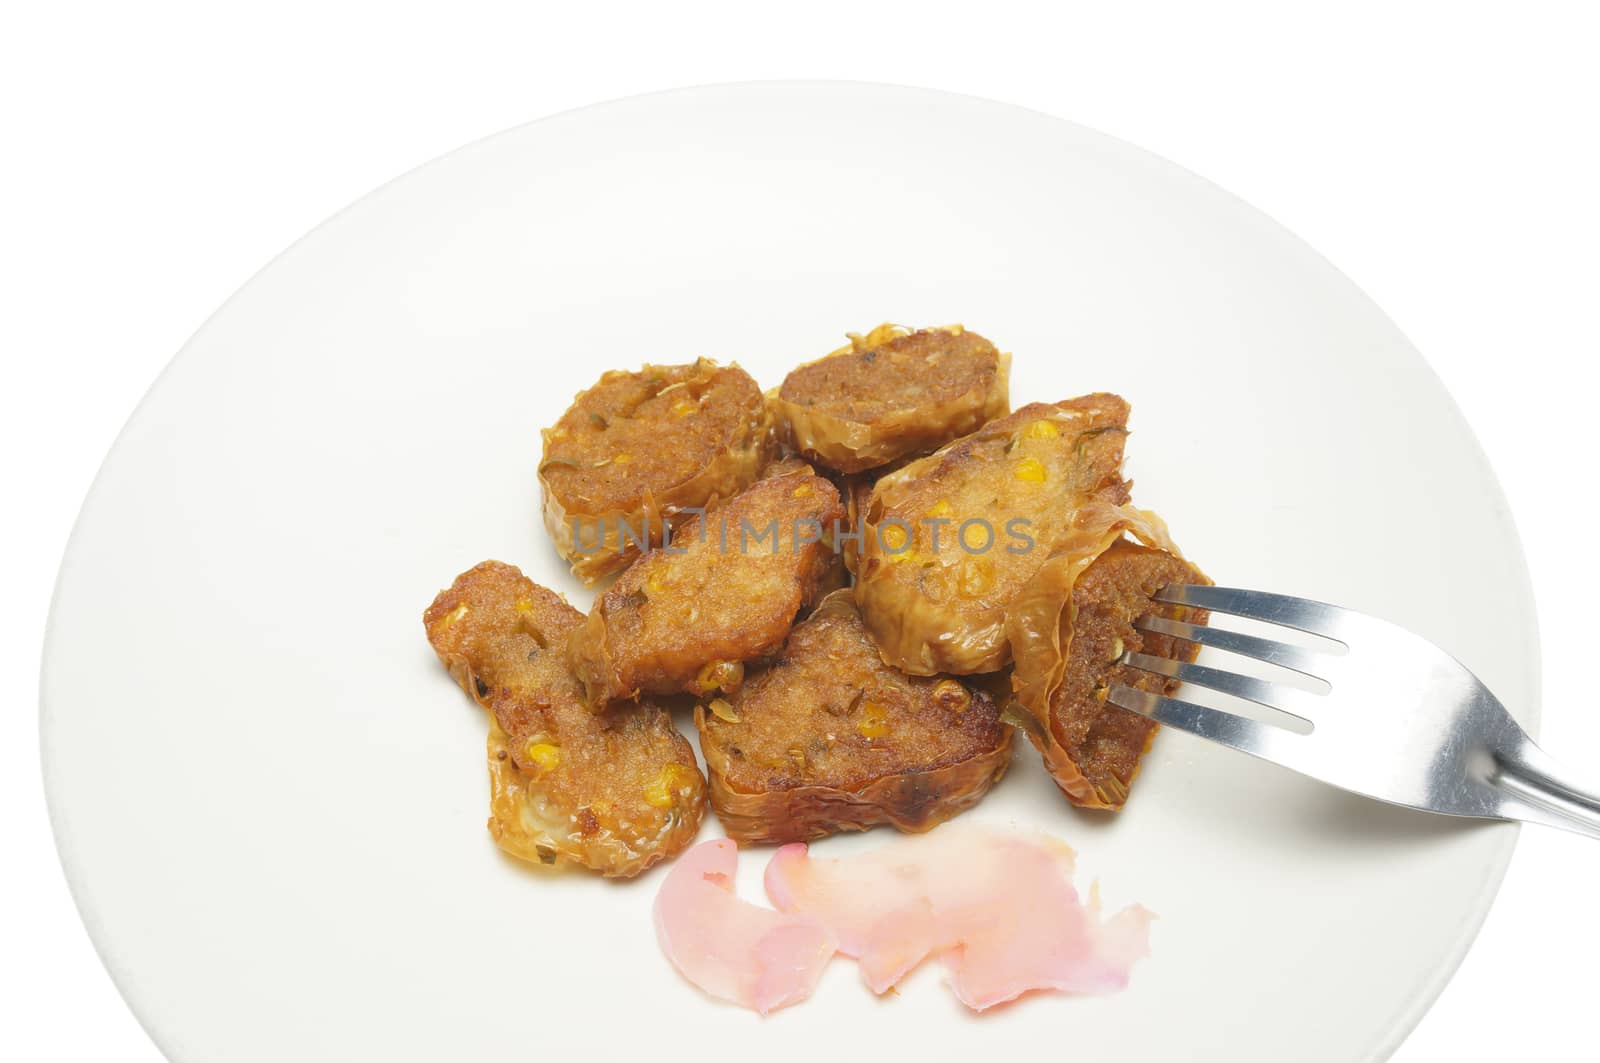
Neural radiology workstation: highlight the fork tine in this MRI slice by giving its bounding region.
[1151,584,1350,642]
[1122,652,1318,723]
[1108,685,1296,759]
[1134,614,1329,679]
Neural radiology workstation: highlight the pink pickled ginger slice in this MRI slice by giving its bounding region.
[764,828,1152,1011]
[653,839,836,1014]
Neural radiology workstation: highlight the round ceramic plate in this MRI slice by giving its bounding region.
[42,83,1538,1062]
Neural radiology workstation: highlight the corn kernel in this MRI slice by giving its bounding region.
[644,763,695,808]
[1014,458,1047,482]
[436,603,469,629]
[1109,637,1125,662]
[857,703,889,739]
[514,599,534,613]
[523,741,561,771]
[708,698,741,724]
[693,659,744,695]
[926,499,953,518]
[792,483,814,499]
[933,679,971,713]
[671,399,696,417]
[880,524,910,552]
[646,572,670,595]
[613,453,632,465]
[1024,419,1061,440]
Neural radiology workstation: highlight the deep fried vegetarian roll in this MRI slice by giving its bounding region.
[540,359,776,584]
[569,462,845,703]
[1006,532,1209,810]
[425,561,705,876]
[696,589,1011,844]
[854,395,1132,675]
[773,324,1009,474]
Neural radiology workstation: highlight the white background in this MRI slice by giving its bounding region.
[2,3,1595,1059]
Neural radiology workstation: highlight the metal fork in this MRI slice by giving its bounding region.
[1111,585,1600,840]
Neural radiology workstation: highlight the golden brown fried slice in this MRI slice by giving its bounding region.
[1007,536,1209,810]
[773,324,1011,474]
[569,462,845,703]
[424,561,706,877]
[695,590,1011,845]
[540,359,776,584]
[854,395,1132,676]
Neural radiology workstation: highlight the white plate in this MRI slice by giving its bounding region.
[42,83,1539,1062]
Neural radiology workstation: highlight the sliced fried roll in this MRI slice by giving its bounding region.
[540,359,775,584]
[773,324,1009,474]
[569,462,844,703]
[696,589,1011,844]
[855,394,1132,675]
[424,561,705,877]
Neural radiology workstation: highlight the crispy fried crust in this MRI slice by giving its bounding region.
[424,561,706,877]
[696,590,1011,845]
[1008,537,1209,810]
[854,395,1132,676]
[568,462,846,703]
[540,359,777,584]
[773,324,1011,474]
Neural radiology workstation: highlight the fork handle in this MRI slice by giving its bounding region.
[1492,739,1600,841]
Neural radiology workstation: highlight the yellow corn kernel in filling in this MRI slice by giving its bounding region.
[880,523,910,552]
[671,399,696,417]
[925,499,953,518]
[932,679,971,713]
[857,703,889,739]
[1024,419,1061,440]
[435,603,469,630]
[522,742,561,772]
[643,763,696,808]
[514,599,534,613]
[792,482,814,499]
[693,659,745,695]
[1014,457,1047,482]
[708,697,741,724]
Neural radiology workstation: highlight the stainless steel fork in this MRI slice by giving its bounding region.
[1112,585,1600,840]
